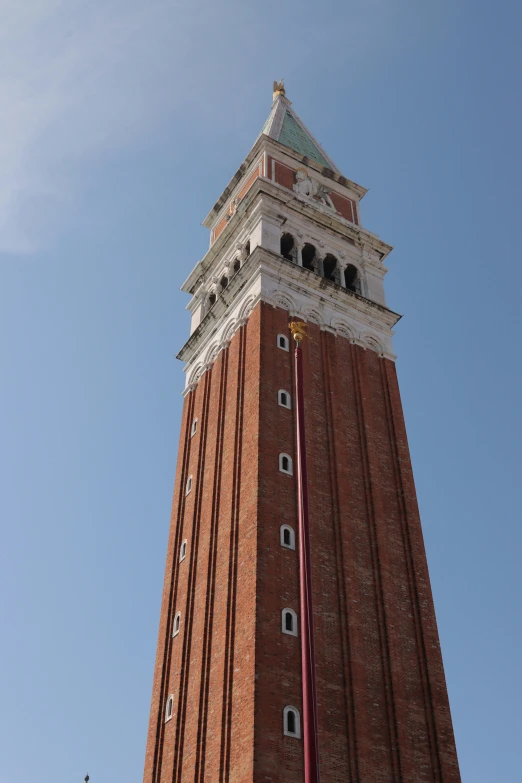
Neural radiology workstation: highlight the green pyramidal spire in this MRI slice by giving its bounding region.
[259,81,339,172]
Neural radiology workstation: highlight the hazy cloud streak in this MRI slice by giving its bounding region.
[0,0,398,253]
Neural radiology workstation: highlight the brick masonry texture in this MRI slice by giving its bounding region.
[212,166,262,244]
[268,156,359,225]
[143,301,461,783]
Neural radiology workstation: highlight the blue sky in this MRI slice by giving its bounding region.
[0,0,520,780]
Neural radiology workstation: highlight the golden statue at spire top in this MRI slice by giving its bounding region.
[273,79,286,100]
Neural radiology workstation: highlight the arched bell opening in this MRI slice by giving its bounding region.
[344,264,360,293]
[220,276,229,292]
[281,233,296,262]
[302,243,316,272]
[323,253,338,283]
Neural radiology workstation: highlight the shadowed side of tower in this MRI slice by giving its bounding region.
[143,85,461,783]
[143,313,262,783]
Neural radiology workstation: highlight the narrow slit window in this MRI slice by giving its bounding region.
[185,475,193,495]
[279,453,293,475]
[179,540,187,562]
[190,419,198,437]
[278,390,291,409]
[282,608,298,636]
[283,706,301,738]
[280,525,295,550]
[173,611,181,637]
[165,695,174,722]
[277,334,289,352]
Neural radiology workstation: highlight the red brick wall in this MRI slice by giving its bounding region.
[329,190,358,224]
[272,158,297,191]
[238,167,261,200]
[144,301,461,783]
[211,166,262,244]
[268,156,359,225]
[143,310,261,783]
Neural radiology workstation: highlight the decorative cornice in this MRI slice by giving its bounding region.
[177,246,400,375]
[183,178,392,296]
[203,135,366,229]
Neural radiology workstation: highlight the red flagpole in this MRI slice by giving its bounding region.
[291,323,320,783]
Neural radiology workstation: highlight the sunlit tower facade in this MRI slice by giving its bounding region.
[143,83,461,783]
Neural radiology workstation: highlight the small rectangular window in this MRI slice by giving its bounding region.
[279,454,293,475]
[278,390,291,409]
[280,525,295,550]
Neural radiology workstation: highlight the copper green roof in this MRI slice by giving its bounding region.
[259,92,339,173]
[278,112,330,167]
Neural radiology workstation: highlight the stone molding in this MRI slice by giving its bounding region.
[184,173,390,297]
[179,246,400,393]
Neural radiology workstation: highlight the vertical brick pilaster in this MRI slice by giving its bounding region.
[143,302,461,783]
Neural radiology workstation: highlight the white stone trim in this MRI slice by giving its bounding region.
[361,333,385,356]
[187,176,389,296]
[179,246,398,390]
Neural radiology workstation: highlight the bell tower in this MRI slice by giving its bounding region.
[143,83,461,783]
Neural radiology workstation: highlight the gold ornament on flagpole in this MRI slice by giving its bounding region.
[289,320,307,344]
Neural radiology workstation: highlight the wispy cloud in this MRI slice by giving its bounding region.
[0,0,178,252]
[0,0,400,254]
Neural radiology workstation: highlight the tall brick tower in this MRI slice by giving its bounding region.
[143,83,461,783]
